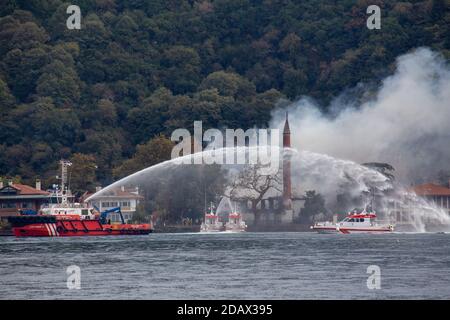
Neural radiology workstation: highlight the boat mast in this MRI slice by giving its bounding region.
[59,159,72,205]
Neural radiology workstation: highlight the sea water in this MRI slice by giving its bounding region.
[1,232,449,299]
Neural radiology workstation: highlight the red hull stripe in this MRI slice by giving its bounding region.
[44,223,52,236]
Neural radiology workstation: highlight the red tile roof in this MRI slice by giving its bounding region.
[11,183,50,195]
[114,190,143,199]
[81,189,143,201]
[411,183,450,196]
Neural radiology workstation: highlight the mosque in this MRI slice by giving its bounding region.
[237,113,305,225]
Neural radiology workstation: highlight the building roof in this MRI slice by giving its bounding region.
[411,183,450,196]
[0,183,50,200]
[83,188,143,202]
[14,184,50,195]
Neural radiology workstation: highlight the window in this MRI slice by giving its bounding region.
[21,202,32,209]
[1,202,16,208]
[274,200,279,209]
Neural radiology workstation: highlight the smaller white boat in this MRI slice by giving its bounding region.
[200,203,224,232]
[311,206,395,234]
[224,204,247,232]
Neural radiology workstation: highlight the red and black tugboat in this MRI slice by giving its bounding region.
[8,207,152,237]
[7,160,152,237]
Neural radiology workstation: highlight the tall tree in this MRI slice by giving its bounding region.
[229,163,282,225]
[68,153,97,196]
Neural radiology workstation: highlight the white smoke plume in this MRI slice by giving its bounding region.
[271,47,450,185]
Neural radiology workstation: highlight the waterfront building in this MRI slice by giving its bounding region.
[0,180,50,217]
[83,186,143,223]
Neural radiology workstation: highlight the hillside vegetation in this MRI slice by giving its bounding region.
[0,0,449,190]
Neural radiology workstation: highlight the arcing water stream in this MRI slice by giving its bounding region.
[87,146,450,232]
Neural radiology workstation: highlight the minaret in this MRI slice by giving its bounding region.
[282,112,292,211]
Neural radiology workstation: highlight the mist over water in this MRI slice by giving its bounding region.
[289,150,391,199]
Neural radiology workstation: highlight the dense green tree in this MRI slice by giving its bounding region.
[0,77,15,112]
[161,45,201,94]
[113,134,173,179]
[2,46,49,100]
[199,71,256,100]
[36,60,81,106]
[126,87,174,143]
[68,153,97,195]
[298,190,328,224]
[0,0,448,201]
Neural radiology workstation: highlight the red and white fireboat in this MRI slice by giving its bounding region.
[224,204,247,232]
[311,206,394,234]
[200,203,223,232]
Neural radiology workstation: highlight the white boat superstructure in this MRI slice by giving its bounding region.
[200,204,223,232]
[40,201,96,220]
[39,160,97,220]
[224,204,247,232]
[311,207,395,234]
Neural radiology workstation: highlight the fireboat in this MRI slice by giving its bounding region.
[311,205,395,234]
[200,202,247,233]
[200,203,223,232]
[224,203,247,232]
[7,160,152,237]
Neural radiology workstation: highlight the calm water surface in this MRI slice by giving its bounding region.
[1,232,449,299]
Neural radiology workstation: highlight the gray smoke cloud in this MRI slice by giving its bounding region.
[271,47,450,184]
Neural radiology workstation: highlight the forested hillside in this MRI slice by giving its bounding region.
[0,0,449,191]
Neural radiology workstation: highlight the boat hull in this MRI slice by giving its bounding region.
[8,216,152,237]
[311,225,393,234]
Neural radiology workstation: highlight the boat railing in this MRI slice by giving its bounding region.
[372,219,395,225]
[41,202,89,209]
[314,221,335,227]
